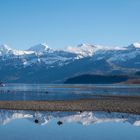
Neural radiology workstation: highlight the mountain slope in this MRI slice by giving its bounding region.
[0,43,139,83]
[64,74,129,84]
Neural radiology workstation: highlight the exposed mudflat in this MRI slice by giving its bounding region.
[0,95,140,114]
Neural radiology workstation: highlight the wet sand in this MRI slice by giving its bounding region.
[0,95,140,114]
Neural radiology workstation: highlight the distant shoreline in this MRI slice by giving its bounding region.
[0,95,140,114]
[64,74,140,84]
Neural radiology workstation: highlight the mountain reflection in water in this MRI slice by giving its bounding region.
[0,110,140,126]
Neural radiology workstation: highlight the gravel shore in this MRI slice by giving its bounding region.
[0,95,140,114]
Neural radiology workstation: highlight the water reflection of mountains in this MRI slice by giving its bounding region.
[0,110,140,126]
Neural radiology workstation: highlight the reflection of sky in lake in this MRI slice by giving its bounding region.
[0,84,140,101]
[0,110,140,140]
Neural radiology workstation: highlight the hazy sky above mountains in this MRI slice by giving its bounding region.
[0,0,140,50]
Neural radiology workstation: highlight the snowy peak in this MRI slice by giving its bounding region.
[65,43,127,58]
[0,44,34,56]
[0,42,139,60]
[131,43,140,49]
[0,44,11,51]
[28,43,52,53]
[0,42,139,83]
[66,43,98,57]
[0,44,12,55]
[126,42,140,50]
[77,43,94,48]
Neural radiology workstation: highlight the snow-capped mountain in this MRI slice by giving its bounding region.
[0,110,140,126]
[0,44,34,56]
[27,43,52,53]
[0,42,139,83]
[66,43,127,58]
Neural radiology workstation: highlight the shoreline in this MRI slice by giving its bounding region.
[0,95,140,114]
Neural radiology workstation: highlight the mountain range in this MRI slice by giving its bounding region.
[0,42,140,83]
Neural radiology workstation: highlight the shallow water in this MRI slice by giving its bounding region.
[0,84,140,101]
[0,84,140,140]
[0,110,140,140]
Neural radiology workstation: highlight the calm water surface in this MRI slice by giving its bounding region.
[0,84,140,100]
[0,110,140,140]
[0,84,140,139]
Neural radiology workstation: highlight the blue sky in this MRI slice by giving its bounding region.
[0,0,140,50]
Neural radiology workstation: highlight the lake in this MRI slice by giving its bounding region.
[0,84,140,100]
[0,110,140,140]
[0,84,140,140]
